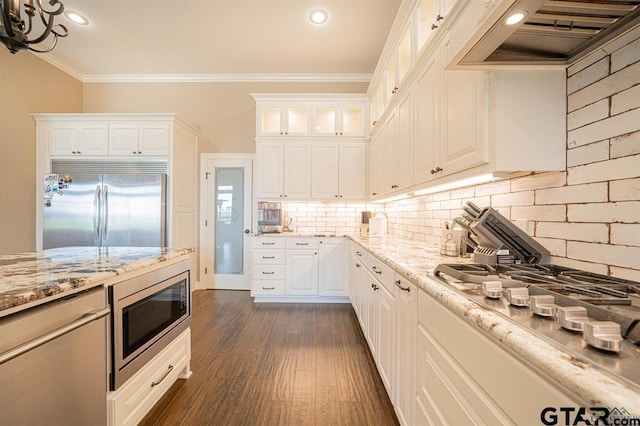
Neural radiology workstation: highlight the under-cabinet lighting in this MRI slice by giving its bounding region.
[504,11,527,26]
[413,174,498,196]
[374,193,410,203]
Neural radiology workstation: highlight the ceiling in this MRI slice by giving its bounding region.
[38,0,402,82]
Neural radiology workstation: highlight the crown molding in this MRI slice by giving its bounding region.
[81,73,373,83]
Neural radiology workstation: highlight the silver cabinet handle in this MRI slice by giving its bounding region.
[262,242,275,246]
[395,279,411,293]
[262,271,275,275]
[262,256,275,259]
[0,307,110,365]
[296,242,309,246]
[262,286,275,290]
[151,364,174,387]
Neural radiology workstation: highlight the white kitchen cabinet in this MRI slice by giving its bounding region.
[363,268,379,359]
[389,89,415,191]
[385,23,413,109]
[108,122,170,156]
[377,280,395,395]
[414,53,441,183]
[48,123,108,156]
[394,275,417,426]
[318,238,348,296]
[369,119,390,198]
[416,288,578,424]
[255,141,311,199]
[313,103,367,138]
[416,0,455,55]
[256,103,311,137]
[285,238,319,296]
[311,142,366,200]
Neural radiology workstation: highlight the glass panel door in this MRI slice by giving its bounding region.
[214,167,244,275]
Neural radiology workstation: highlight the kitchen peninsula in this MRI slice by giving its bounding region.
[0,246,194,426]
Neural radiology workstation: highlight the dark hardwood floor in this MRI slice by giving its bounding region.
[140,290,399,426]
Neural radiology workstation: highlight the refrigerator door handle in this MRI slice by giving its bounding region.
[93,185,101,242]
[103,184,109,242]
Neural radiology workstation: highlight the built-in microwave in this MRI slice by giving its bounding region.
[108,260,191,390]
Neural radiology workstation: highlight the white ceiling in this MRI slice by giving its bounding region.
[38,0,402,81]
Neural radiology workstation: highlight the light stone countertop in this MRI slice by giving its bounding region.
[349,234,640,412]
[0,246,194,318]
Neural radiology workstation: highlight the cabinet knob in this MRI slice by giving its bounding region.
[372,192,378,196]
[431,23,438,30]
[335,195,338,198]
[138,151,142,154]
[133,151,137,154]
[339,195,343,198]
[339,132,343,136]
[72,151,77,154]
[279,195,283,198]
[391,184,398,189]
[77,151,81,154]
[436,14,444,21]
[372,120,378,126]
[284,194,288,198]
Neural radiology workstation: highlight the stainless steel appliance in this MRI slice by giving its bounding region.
[44,163,167,249]
[433,263,640,386]
[454,202,550,264]
[0,287,110,424]
[257,202,282,233]
[460,0,640,66]
[109,260,191,390]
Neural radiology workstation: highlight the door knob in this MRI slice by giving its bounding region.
[244,229,250,234]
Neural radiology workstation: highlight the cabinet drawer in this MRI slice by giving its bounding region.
[252,249,285,264]
[108,329,190,426]
[252,265,285,280]
[286,237,319,249]
[364,254,395,293]
[251,237,285,249]
[252,280,285,295]
[350,243,367,260]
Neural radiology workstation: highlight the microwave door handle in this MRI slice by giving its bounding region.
[93,185,101,242]
[103,184,109,242]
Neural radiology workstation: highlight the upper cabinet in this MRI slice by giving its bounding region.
[257,104,311,137]
[48,123,109,156]
[367,0,566,200]
[108,122,170,156]
[313,103,368,138]
[252,94,369,201]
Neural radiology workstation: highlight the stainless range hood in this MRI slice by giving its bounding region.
[460,0,640,66]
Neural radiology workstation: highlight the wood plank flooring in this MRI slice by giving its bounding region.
[140,290,399,426]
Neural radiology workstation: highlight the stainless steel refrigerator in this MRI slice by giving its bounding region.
[43,173,166,249]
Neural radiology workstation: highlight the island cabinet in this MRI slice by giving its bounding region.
[250,236,349,302]
[252,94,368,201]
[33,113,200,252]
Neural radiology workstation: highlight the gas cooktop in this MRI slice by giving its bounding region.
[433,263,640,386]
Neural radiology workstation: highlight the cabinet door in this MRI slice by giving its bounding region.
[414,53,441,183]
[283,143,311,199]
[49,124,79,155]
[255,143,284,199]
[318,239,348,296]
[340,105,367,137]
[441,36,488,175]
[313,106,339,136]
[311,143,339,200]
[416,0,441,54]
[285,249,318,295]
[369,127,389,198]
[397,24,413,86]
[394,90,415,189]
[378,283,395,395]
[364,270,379,359]
[394,277,417,426]
[138,122,170,156]
[109,124,139,155]
[338,143,366,200]
[285,106,310,136]
[386,54,398,107]
[258,106,283,136]
[78,124,109,155]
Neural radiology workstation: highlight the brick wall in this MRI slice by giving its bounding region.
[281,202,381,236]
[385,26,640,281]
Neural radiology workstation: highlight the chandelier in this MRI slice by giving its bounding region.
[0,0,68,54]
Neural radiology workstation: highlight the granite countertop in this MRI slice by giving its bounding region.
[349,234,640,412]
[0,246,194,318]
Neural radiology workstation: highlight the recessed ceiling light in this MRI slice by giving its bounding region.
[309,9,328,25]
[504,11,527,26]
[65,11,89,25]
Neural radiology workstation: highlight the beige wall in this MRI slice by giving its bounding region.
[82,81,368,153]
[0,50,82,254]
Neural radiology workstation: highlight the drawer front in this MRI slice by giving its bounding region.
[251,237,285,249]
[252,265,285,280]
[108,329,190,426]
[252,280,285,296]
[252,249,285,264]
[350,242,367,260]
[364,254,395,293]
[286,237,319,249]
